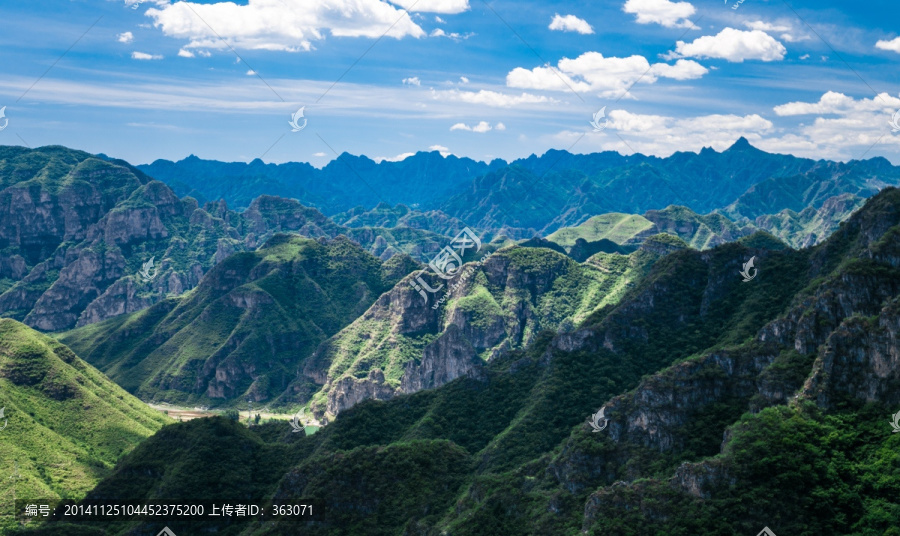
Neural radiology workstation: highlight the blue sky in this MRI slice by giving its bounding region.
[1,0,899,166]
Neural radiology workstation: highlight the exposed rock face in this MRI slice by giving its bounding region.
[305,245,641,418]
[571,188,900,532]
[399,325,483,393]
[60,235,410,405]
[0,147,453,332]
[803,298,900,408]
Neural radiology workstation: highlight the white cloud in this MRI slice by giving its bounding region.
[743,20,789,33]
[432,88,553,107]
[246,70,257,75]
[177,48,195,58]
[146,0,426,54]
[132,51,163,60]
[876,37,900,54]
[622,0,695,29]
[562,109,773,156]
[428,144,451,156]
[374,152,416,163]
[548,14,594,35]
[506,52,707,98]
[752,91,900,160]
[430,28,473,40]
[459,76,469,83]
[450,121,503,133]
[117,32,134,44]
[388,0,470,14]
[435,16,446,23]
[403,76,421,86]
[674,28,786,62]
[799,54,810,60]
[313,152,327,157]
[773,91,900,116]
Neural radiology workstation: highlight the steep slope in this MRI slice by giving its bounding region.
[32,189,900,536]
[0,146,467,332]
[0,319,169,533]
[0,147,334,331]
[297,244,662,420]
[58,235,417,406]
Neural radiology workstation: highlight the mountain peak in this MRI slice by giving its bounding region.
[728,136,753,151]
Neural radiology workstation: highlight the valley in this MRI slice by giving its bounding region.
[0,142,898,535]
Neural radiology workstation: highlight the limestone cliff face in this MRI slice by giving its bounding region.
[305,245,635,418]
[0,148,435,332]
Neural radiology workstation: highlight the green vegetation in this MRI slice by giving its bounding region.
[0,319,169,533]
[548,213,655,246]
[57,235,412,407]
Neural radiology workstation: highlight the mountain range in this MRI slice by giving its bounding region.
[139,138,897,238]
[15,185,899,536]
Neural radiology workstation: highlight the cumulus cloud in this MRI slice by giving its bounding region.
[132,51,163,60]
[459,76,469,83]
[622,0,695,29]
[146,0,426,53]
[117,32,134,44]
[246,70,257,75]
[431,88,553,107]
[450,121,496,132]
[403,76,421,86]
[560,108,773,156]
[751,91,900,160]
[313,152,327,157]
[876,37,900,53]
[674,28,786,62]
[506,52,707,98]
[773,91,900,116]
[388,0,470,14]
[548,14,594,34]
[177,48,195,57]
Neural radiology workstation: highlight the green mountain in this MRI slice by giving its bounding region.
[0,319,169,533]
[299,243,661,421]
[0,146,461,333]
[24,187,900,536]
[58,235,417,406]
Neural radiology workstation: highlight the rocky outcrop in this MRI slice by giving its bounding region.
[803,298,900,408]
[0,148,451,332]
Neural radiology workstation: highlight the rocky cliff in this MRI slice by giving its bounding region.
[299,245,661,419]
